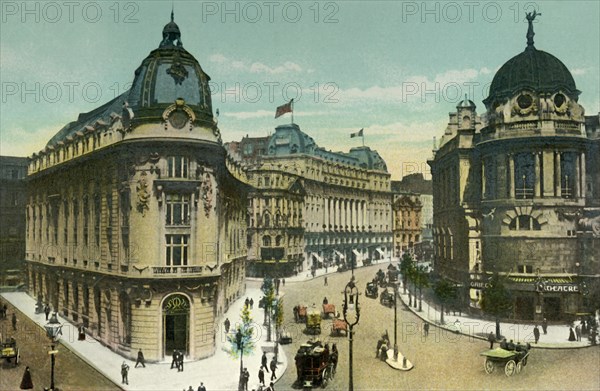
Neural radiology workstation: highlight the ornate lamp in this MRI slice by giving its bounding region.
[44,313,62,391]
[343,275,360,391]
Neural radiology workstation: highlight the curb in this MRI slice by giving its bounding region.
[396,293,595,350]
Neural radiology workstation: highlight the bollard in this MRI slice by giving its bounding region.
[402,356,407,369]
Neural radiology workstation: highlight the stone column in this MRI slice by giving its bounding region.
[481,159,486,199]
[534,152,541,198]
[575,153,581,198]
[508,154,515,199]
[555,151,561,197]
[581,152,586,199]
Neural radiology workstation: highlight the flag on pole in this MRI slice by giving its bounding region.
[275,99,294,119]
[350,128,364,138]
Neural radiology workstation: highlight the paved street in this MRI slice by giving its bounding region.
[276,264,600,391]
[0,301,118,391]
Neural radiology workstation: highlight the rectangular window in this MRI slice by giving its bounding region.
[94,194,101,247]
[165,235,189,266]
[561,152,577,199]
[515,153,535,199]
[165,194,191,225]
[167,156,189,178]
[73,200,79,245]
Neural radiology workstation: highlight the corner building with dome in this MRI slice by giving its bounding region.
[24,14,250,361]
[429,17,600,321]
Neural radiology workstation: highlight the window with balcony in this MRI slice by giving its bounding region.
[515,153,535,199]
[561,152,577,199]
[165,234,189,266]
[167,156,189,178]
[166,194,190,225]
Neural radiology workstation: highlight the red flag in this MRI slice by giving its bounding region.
[275,99,293,119]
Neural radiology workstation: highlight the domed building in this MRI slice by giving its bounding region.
[25,13,249,361]
[429,15,599,321]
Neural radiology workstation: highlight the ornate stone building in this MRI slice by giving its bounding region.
[391,191,422,257]
[226,123,393,277]
[0,156,28,287]
[25,14,249,361]
[429,18,600,321]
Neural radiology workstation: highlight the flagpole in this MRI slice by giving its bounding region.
[291,100,294,125]
[362,132,365,147]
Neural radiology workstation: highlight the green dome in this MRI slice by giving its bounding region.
[483,46,578,107]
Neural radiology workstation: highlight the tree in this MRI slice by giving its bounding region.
[226,303,255,389]
[433,278,457,325]
[480,272,513,339]
[413,265,430,312]
[400,253,415,295]
[261,277,276,342]
[274,298,284,361]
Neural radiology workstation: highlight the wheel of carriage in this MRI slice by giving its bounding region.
[484,358,495,374]
[321,367,329,388]
[522,357,528,366]
[504,360,516,377]
[516,361,523,374]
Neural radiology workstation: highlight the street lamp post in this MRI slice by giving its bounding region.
[343,275,360,391]
[44,313,62,391]
[235,329,244,391]
[394,282,398,360]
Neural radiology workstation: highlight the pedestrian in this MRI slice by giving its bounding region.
[224,318,230,333]
[568,325,576,341]
[12,312,17,331]
[533,325,540,344]
[267,381,275,391]
[322,297,328,305]
[2,304,7,319]
[258,366,265,385]
[178,351,184,372]
[488,331,495,348]
[324,276,328,286]
[188,386,194,391]
[575,324,582,341]
[282,278,285,287]
[44,304,50,321]
[423,323,430,337]
[542,318,548,334]
[380,343,388,361]
[171,350,178,369]
[376,338,383,358]
[135,348,146,368]
[250,298,254,309]
[242,368,250,391]
[269,357,278,380]
[261,351,269,372]
[245,297,250,308]
[20,366,33,390]
[197,382,207,391]
[121,361,130,385]
[78,324,86,341]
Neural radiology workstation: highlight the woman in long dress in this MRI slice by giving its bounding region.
[20,366,33,389]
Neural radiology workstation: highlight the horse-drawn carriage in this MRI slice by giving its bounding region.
[331,318,348,337]
[365,282,378,298]
[294,305,308,323]
[295,340,336,389]
[322,303,336,319]
[380,287,396,308]
[306,306,322,334]
[386,266,399,287]
[1,338,20,367]
[375,269,386,286]
[480,346,531,377]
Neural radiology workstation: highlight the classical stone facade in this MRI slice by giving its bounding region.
[429,18,600,321]
[25,14,249,361]
[0,156,28,288]
[226,124,393,277]
[391,192,422,257]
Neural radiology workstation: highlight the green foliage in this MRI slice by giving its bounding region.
[261,277,275,309]
[414,265,430,288]
[226,303,255,359]
[480,273,513,318]
[433,279,457,304]
[275,298,284,329]
[400,253,415,278]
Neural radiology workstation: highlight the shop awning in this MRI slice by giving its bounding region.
[376,248,385,257]
[352,249,362,260]
[334,249,345,259]
[311,253,323,263]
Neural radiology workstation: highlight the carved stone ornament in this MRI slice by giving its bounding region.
[162,99,196,130]
[166,51,188,85]
[136,171,151,216]
[200,172,213,218]
[512,91,538,117]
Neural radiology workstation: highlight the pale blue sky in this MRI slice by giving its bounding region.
[1,0,598,179]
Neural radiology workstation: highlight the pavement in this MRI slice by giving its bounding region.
[1,286,287,391]
[2,257,596,389]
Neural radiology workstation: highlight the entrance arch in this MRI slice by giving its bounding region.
[162,294,190,357]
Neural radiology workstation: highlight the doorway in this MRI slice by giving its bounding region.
[162,294,190,357]
[515,296,534,320]
[544,297,561,321]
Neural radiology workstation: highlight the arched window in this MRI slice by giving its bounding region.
[509,215,541,230]
[263,213,271,227]
[262,235,272,247]
[275,235,283,246]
